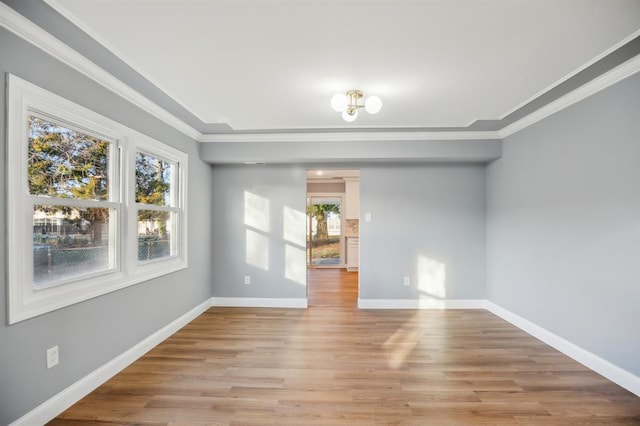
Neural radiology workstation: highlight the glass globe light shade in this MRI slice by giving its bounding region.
[331,93,348,112]
[364,95,382,114]
[342,109,358,122]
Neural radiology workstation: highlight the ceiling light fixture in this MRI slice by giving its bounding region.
[331,90,382,122]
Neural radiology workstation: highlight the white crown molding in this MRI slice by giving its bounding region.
[201,48,640,144]
[199,131,501,143]
[2,2,639,146]
[9,298,212,426]
[499,53,640,139]
[42,0,210,125]
[497,28,640,121]
[486,301,640,397]
[0,2,202,141]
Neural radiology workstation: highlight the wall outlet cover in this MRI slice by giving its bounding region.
[46,345,59,369]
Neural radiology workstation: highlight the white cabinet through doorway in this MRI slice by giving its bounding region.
[347,237,359,271]
[344,178,359,219]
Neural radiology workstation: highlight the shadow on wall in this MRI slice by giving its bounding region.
[243,190,306,285]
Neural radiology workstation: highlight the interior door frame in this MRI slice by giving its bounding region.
[306,192,346,269]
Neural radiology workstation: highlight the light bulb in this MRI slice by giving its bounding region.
[342,109,357,122]
[364,95,382,114]
[331,93,347,112]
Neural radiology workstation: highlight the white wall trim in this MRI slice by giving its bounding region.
[198,131,501,143]
[3,2,639,145]
[0,2,201,141]
[358,298,487,309]
[498,53,640,139]
[9,297,640,424]
[9,299,213,426]
[211,297,308,308]
[6,74,190,324]
[43,0,210,126]
[496,29,640,121]
[486,301,640,398]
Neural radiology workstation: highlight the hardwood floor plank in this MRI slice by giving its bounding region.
[52,269,640,425]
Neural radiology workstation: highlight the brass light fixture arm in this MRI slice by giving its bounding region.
[345,90,364,116]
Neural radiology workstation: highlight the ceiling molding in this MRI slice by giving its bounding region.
[2,2,639,146]
[42,0,211,126]
[198,131,502,143]
[497,28,640,121]
[498,53,640,139]
[0,2,202,141]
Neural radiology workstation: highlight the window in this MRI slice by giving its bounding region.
[135,152,176,263]
[7,75,188,324]
[28,115,118,288]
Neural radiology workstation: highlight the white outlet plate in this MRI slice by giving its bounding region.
[244,275,251,285]
[365,212,372,222]
[46,345,59,369]
[403,276,411,286]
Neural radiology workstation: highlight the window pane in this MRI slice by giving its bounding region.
[136,152,172,206]
[33,205,113,288]
[28,115,110,200]
[138,210,172,262]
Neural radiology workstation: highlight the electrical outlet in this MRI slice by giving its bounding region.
[403,276,411,287]
[365,212,372,222]
[244,275,251,285]
[46,345,59,369]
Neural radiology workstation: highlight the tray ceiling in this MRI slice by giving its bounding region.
[46,0,640,133]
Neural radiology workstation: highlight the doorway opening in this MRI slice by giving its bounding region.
[306,169,360,306]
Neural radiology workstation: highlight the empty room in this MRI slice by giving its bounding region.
[1,0,639,424]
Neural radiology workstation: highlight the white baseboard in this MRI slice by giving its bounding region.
[11,296,640,425]
[486,301,640,397]
[211,297,308,308]
[10,298,213,426]
[358,298,487,309]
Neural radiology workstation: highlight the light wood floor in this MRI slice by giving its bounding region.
[52,269,640,425]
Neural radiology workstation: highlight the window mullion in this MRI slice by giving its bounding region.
[134,203,177,213]
[28,196,120,210]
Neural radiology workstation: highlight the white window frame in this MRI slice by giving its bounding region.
[134,149,180,265]
[127,138,188,276]
[26,111,122,290]
[6,74,188,324]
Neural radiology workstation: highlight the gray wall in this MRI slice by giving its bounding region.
[200,139,501,164]
[359,164,486,300]
[0,29,213,424]
[486,72,640,376]
[211,165,308,299]
[211,163,487,303]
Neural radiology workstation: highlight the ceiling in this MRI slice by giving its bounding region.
[45,0,640,133]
